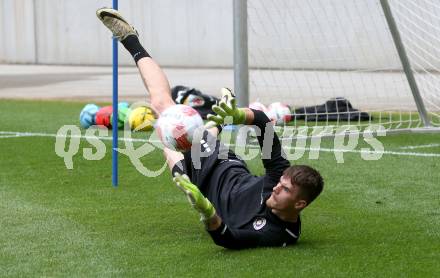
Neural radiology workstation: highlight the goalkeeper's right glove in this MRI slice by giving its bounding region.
[206,88,246,126]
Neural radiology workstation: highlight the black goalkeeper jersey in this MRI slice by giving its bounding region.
[176,110,301,249]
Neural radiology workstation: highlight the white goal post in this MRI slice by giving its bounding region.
[233,0,440,133]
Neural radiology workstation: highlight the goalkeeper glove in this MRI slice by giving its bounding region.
[173,173,216,222]
[206,88,246,126]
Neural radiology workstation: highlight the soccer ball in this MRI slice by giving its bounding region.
[95,106,113,128]
[111,106,131,129]
[118,102,130,109]
[267,102,292,125]
[155,104,204,152]
[249,101,268,113]
[79,104,100,128]
[128,106,155,131]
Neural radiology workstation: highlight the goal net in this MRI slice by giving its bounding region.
[244,0,440,133]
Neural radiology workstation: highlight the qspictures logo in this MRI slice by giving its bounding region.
[54,104,386,177]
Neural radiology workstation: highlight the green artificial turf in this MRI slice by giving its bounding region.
[0,100,439,277]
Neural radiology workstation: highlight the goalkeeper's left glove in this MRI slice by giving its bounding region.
[206,88,246,127]
[173,173,216,221]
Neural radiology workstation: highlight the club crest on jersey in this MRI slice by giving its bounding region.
[253,217,267,230]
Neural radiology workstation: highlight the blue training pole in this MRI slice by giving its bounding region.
[112,0,119,187]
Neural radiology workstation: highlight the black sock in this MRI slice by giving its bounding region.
[121,35,151,64]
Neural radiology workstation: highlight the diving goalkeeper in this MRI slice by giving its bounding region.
[97,8,324,249]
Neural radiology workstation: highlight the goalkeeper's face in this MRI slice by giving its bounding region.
[266,175,307,213]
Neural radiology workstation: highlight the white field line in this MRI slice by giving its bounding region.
[0,135,34,138]
[0,131,149,143]
[397,143,440,150]
[1,131,440,158]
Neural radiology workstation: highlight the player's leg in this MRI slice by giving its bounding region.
[163,147,184,172]
[96,8,174,115]
[97,8,224,185]
[136,58,174,115]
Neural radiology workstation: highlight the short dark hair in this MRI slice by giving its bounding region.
[283,165,323,205]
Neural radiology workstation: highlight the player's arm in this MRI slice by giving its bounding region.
[207,88,289,183]
[173,173,283,249]
[171,175,222,234]
[173,173,216,222]
[251,109,290,184]
[173,172,225,237]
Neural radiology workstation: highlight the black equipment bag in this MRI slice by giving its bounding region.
[293,97,371,121]
[171,85,219,119]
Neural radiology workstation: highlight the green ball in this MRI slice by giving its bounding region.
[110,106,130,129]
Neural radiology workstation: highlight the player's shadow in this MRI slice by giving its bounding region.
[215,239,323,253]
